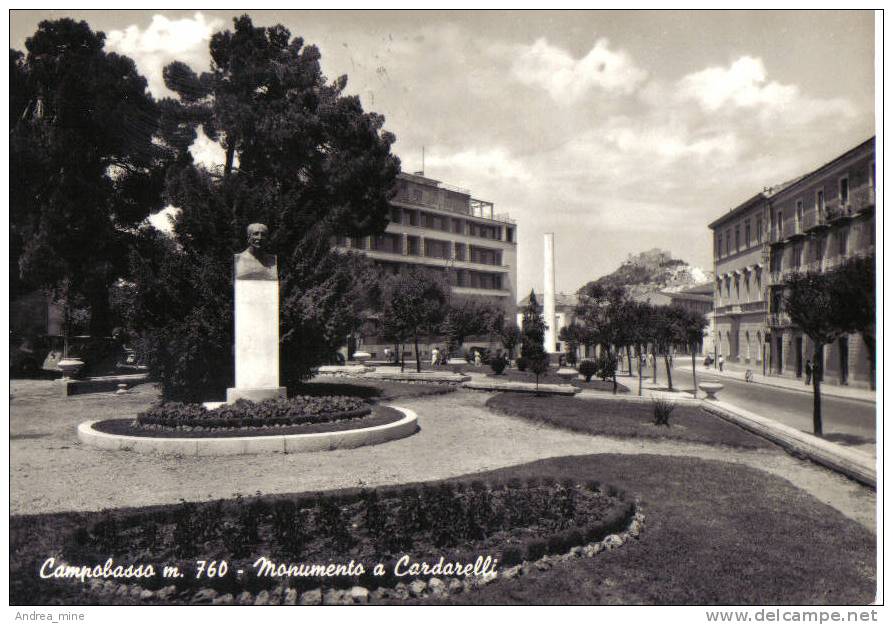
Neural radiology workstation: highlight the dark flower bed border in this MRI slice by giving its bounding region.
[136,396,370,430]
[93,406,403,439]
[56,478,635,599]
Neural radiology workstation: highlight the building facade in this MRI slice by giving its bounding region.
[337,172,518,359]
[667,283,714,356]
[709,136,875,386]
[765,137,875,387]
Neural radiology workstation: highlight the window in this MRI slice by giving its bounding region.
[506,227,515,243]
[452,218,464,234]
[756,217,762,243]
[717,232,722,257]
[745,220,751,247]
[814,236,825,263]
[816,189,825,214]
[777,211,782,234]
[795,200,803,229]
[756,270,761,292]
[412,189,423,202]
[406,236,420,255]
[424,238,451,259]
[839,177,849,207]
[390,207,401,222]
[837,229,847,256]
[793,243,802,268]
[371,233,402,254]
[735,226,740,251]
[726,229,731,255]
[405,209,418,226]
[454,242,466,261]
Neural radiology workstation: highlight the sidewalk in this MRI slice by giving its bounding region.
[672,361,876,404]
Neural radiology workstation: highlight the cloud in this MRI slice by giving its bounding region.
[188,125,229,171]
[425,147,530,183]
[676,56,855,123]
[105,12,222,98]
[510,37,647,103]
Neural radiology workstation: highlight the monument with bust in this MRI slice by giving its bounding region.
[227,223,286,403]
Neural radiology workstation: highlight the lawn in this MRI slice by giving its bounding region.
[484,368,630,393]
[421,455,876,605]
[486,394,774,449]
[11,454,875,605]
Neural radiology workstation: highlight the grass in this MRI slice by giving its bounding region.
[485,368,631,393]
[417,455,876,605]
[486,394,774,449]
[298,379,456,401]
[9,454,875,605]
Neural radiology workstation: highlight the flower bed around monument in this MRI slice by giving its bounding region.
[53,477,634,598]
[135,396,370,431]
[92,405,404,439]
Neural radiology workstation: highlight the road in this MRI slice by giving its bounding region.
[621,366,877,456]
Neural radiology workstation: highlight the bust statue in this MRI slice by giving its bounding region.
[234,223,277,280]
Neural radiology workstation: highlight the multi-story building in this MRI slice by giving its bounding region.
[667,283,714,356]
[709,136,875,386]
[709,187,778,370]
[765,137,875,387]
[336,172,518,359]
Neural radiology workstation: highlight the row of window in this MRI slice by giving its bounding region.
[769,227,851,272]
[374,261,504,291]
[390,207,514,242]
[716,271,763,305]
[335,235,503,265]
[716,215,763,258]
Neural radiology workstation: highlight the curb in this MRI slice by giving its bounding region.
[77,407,419,456]
[673,366,876,405]
[462,380,580,395]
[702,401,876,488]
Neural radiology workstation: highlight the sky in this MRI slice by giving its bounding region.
[10,10,877,296]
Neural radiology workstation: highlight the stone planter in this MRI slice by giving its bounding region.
[57,358,85,380]
[351,351,372,363]
[556,367,579,380]
[699,381,724,400]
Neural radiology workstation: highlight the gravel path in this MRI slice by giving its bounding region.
[9,381,875,531]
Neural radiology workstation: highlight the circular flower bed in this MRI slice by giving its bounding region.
[62,478,635,599]
[136,396,370,431]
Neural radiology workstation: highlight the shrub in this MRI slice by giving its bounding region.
[652,397,676,426]
[578,359,598,382]
[136,395,370,430]
[490,356,507,375]
[596,352,618,381]
[515,356,528,372]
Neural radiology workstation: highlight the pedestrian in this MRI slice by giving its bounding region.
[474,350,482,367]
[804,358,812,385]
[431,346,440,367]
[384,347,391,363]
[718,354,724,372]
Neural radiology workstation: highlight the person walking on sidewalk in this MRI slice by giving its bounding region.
[718,354,724,372]
[805,358,813,385]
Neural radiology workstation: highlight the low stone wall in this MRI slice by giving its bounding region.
[362,371,470,384]
[62,373,151,396]
[463,380,580,396]
[77,407,419,456]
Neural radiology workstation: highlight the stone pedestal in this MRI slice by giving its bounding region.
[227,257,286,403]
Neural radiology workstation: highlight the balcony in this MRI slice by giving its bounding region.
[768,312,791,327]
[392,191,516,225]
[850,184,876,215]
[801,209,829,232]
[782,219,804,241]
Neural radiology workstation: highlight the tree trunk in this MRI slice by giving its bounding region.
[664,354,673,391]
[652,348,658,384]
[863,332,875,391]
[224,143,236,178]
[637,345,643,396]
[626,345,633,376]
[691,348,697,399]
[87,283,112,337]
[414,334,421,373]
[812,343,824,436]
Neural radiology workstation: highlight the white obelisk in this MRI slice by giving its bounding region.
[544,233,556,353]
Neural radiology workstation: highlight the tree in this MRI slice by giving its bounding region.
[574,283,632,394]
[498,322,522,361]
[677,307,709,398]
[519,290,550,391]
[625,301,653,396]
[783,270,849,436]
[11,19,169,335]
[651,305,689,392]
[831,254,876,390]
[441,299,501,359]
[558,324,584,366]
[129,15,401,399]
[381,268,448,373]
